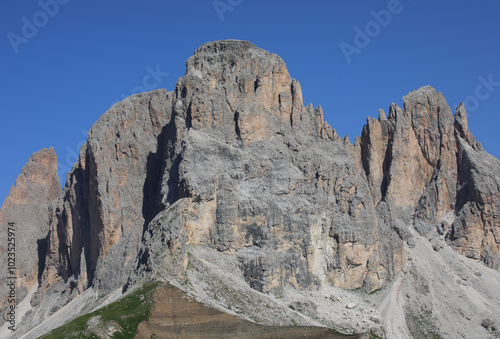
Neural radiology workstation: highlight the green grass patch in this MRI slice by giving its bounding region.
[42,281,159,339]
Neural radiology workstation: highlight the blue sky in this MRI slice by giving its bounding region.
[1,0,499,205]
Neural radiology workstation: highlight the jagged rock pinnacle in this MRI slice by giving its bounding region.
[0,148,60,314]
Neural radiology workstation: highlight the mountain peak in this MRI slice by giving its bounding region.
[178,40,324,143]
[1,147,59,208]
[454,102,482,150]
[193,39,265,55]
[0,147,60,306]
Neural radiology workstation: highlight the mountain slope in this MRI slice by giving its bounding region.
[42,282,357,339]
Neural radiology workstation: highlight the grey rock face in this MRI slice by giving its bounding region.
[357,87,457,223]
[42,89,171,295]
[133,40,404,294]
[448,102,500,268]
[356,85,500,269]
[449,130,500,267]
[0,148,60,325]
[3,40,500,337]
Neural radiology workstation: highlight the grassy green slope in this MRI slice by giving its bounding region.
[42,282,159,339]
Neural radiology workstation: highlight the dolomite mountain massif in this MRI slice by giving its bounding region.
[1,40,499,338]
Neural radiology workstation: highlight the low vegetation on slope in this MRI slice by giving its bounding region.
[42,282,159,339]
[42,281,362,339]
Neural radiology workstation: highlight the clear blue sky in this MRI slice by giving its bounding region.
[1,0,500,205]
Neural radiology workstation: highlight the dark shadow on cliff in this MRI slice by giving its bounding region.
[37,237,48,285]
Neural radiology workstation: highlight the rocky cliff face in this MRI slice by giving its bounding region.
[355,87,499,269]
[2,40,500,338]
[35,40,404,298]
[356,87,457,219]
[135,40,404,295]
[0,148,60,315]
[42,89,171,295]
[451,104,500,268]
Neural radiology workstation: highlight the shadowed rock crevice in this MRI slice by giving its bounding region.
[142,124,170,225]
[380,139,393,202]
[234,111,242,140]
[37,238,48,285]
